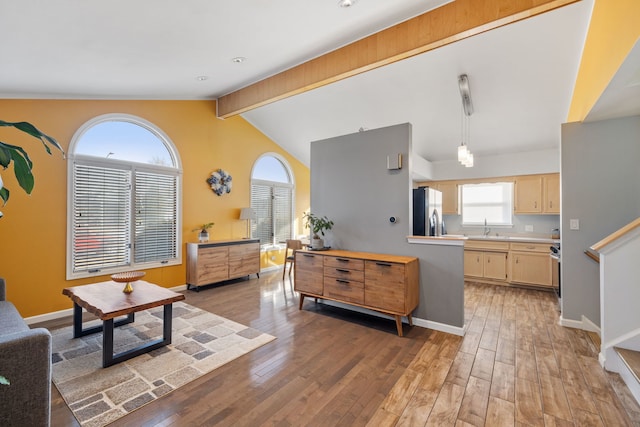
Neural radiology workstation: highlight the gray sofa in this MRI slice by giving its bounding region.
[0,277,52,427]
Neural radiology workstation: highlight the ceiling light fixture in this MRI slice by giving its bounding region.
[338,0,358,8]
[196,76,208,81]
[457,74,474,167]
[231,57,246,63]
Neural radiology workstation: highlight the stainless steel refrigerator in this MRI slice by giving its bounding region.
[412,186,443,236]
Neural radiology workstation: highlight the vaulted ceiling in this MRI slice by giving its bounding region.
[4,0,630,168]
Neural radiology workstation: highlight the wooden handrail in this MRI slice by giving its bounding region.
[584,250,600,263]
[591,217,640,252]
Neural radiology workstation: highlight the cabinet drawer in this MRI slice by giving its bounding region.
[365,261,405,285]
[509,242,550,253]
[364,261,405,313]
[295,252,324,269]
[324,266,364,282]
[197,263,228,284]
[324,277,364,304]
[324,256,364,271]
[465,240,510,251]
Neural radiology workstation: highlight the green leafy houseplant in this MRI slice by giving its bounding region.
[192,222,214,242]
[0,120,62,385]
[303,212,334,249]
[0,120,64,218]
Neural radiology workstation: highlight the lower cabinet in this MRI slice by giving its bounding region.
[463,241,509,283]
[187,239,260,291]
[294,250,419,336]
[509,242,552,287]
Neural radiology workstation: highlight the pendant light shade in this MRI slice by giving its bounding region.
[457,74,474,167]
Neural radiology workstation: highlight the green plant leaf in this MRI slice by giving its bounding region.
[0,187,8,205]
[0,141,33,170]
[0,120,63,155]
[0,144,11,168]
[10,149,34,194]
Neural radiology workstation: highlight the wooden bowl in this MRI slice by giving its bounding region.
[111,271,145,283]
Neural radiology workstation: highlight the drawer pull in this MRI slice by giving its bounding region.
[336,279,350,284]
[376,262,392,267]
[303,254,315,258]
[336,258,351,263]
[526,246,535,249]
[336,269,350,273]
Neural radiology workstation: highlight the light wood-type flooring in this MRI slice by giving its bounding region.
[42,272,640,426]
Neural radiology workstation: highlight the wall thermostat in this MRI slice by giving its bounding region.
[389,216,398,224]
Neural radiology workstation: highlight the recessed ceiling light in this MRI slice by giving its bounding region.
[231,57,246,64]
[338,0,358,7]
[196,76,209,81]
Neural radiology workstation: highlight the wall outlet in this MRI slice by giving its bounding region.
[270,255,276,260]
[570,219,580,230]
[525,225,533,232]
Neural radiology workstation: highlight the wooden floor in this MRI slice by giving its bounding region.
[42,272,640,426]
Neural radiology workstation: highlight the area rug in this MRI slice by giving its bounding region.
[51,301,275,427]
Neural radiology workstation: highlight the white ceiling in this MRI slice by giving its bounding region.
[2,0,637,168]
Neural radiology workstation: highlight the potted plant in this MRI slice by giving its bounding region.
[192,222,214,242]
[303,212,334,249]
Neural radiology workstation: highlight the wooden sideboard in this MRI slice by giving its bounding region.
[294,249,419,336]
[186,239,260,291]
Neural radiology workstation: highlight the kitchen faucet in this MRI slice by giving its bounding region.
[483,218,491,237]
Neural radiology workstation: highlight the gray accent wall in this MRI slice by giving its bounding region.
[310,123,464,329]
[561,115,640,327]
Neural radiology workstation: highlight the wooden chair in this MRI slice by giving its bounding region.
[282,239,303,280]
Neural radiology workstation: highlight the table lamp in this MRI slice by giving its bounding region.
[239,207,255,239]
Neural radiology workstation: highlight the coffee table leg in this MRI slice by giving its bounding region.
[163,303,173,344]
[103,318,115,367]
[73,303,83,338]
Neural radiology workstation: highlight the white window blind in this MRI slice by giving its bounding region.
[251,183,274,245]
[274,186,292,245]
[72,164,131,273]
[461,182,514,226]
[134,171,178,263]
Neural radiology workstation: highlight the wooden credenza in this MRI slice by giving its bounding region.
[186,239,260,291]
[294,249,419,336]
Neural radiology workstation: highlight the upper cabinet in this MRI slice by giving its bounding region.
[432,181,459,215]
[514,173,559,214]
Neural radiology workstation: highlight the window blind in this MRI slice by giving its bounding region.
[251,183,273,245]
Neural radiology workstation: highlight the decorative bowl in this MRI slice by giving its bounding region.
[111,271,145,293]
[111,271,146,283]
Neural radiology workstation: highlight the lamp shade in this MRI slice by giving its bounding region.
[239,207,255,220]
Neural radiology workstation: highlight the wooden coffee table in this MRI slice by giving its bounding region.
[62,280,185,367]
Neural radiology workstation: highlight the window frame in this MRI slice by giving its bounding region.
[250,153,295,250]
[66,113,183,280]
[461,181,514,227]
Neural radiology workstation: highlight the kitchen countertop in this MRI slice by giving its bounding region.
[407,235,560,246]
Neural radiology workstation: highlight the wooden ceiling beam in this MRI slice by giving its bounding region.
[217,0,580,119]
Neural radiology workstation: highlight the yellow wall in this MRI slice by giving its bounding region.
[568,0,640,121]
[0,99,310,317]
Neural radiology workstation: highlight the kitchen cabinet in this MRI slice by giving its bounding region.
[509,242,552,287]
[294,249,419,336]
[543,173,560,213]
[463,240,509,282]
[514,173,560,214]
[434,181,460,215]
[186,239,260,291]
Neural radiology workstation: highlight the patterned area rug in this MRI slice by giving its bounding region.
[51,301,275,427]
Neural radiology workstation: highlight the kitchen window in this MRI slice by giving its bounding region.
[250,154,294,248]
[66,114,182,279]
[461,182,513,227]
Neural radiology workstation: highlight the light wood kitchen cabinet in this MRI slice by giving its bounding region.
[463,241,508,282]
[543,173,560,213]
[514,175,543,213]
[435,181,460,215]
[509,242,552,287]
[514,173,560,214]
[186,239,260,291]
[294,249,419,336]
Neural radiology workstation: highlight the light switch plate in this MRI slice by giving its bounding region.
[570,219,580,230]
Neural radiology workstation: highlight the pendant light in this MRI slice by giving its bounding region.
[457,74,474,167]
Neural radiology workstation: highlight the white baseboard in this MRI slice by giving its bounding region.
[559,315,601,334]
[260,265,281,273]
[412,317,466,336]
[24,283,189,326]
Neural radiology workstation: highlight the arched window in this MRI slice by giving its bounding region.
[66,114,182,279]
[251,154,294,247]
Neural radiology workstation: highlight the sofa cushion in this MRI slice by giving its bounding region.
[0,301,30,335]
